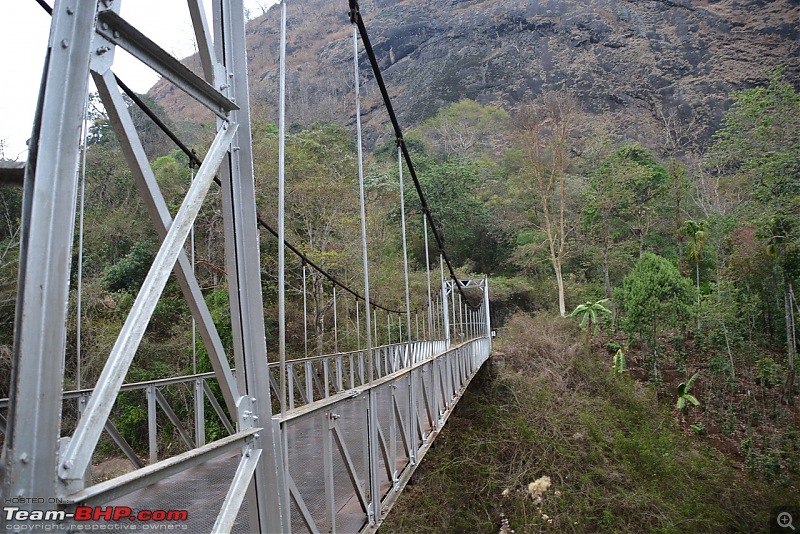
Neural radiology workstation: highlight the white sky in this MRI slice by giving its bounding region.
[0,1,275,160]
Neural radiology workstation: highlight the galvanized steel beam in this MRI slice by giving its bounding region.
[214,0,287,530]
[1,0,99,515]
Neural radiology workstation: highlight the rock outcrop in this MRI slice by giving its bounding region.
[149,0,799,153]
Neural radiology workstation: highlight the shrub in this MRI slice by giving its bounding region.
[618,252,692,365]
[101,240,155,293]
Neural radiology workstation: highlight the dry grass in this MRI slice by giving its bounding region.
[382,312,799,534]
[497,312,586,394]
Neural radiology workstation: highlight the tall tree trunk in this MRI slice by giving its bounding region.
[783,278,796,404]
[518,90,576,318]
[602,225,612,298]
[544,199,566,317]
[696,260,701,333]
[555,258,566,317]
[639,230,645,258]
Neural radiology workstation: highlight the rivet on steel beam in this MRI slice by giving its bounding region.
[61,40,69,49]
[19,453,29,465]
[101,22,108,30]
[66,7,74,14]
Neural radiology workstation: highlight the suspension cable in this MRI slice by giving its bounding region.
[189,162,197,375]
[353,22,374,381]
[76,91,89,391]
[278,0,288,417]
[398,146,412,340]
[348,0,476,308]
[32,0,440,319]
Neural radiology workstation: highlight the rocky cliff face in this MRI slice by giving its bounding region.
[150,0,799,153]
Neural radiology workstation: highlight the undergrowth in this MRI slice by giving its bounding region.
[380,313,799,533]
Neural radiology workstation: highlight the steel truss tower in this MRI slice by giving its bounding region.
[1,1,287,530]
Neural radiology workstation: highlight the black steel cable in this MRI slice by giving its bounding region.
[32,0,440,317]
[348,0,477,308]
[34,0,52,15]
[257,215,409,315]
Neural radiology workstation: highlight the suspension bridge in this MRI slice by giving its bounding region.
[1,1,492,532]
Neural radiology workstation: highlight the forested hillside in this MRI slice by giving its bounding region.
[0,0,798,529]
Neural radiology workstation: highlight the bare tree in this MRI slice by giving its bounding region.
[253,1,273,16]
[517,91,577,317]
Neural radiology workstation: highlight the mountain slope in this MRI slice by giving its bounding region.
[149,0,799,152]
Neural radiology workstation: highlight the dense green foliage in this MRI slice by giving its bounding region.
[619,252,693,361]
[0,64,797,512]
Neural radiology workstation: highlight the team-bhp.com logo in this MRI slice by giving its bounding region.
[4,506,188,530]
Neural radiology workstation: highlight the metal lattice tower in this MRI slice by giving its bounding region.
[3,1,286,530]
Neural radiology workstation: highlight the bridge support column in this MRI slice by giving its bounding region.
[1,0,99,517]
[214,1,287,530]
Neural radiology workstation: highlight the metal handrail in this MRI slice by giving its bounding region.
[0,339,450,409]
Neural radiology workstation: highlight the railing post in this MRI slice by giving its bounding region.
[323,358,330,398]
[194,378,205,447]
[147,384,157,465]
[432,358,440,428]
[409,367,419,465]
[337,355,344,392]
[324,412,336,532]
[390,385,398,484]
[288,363,295,410]
[305,361,313,404]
